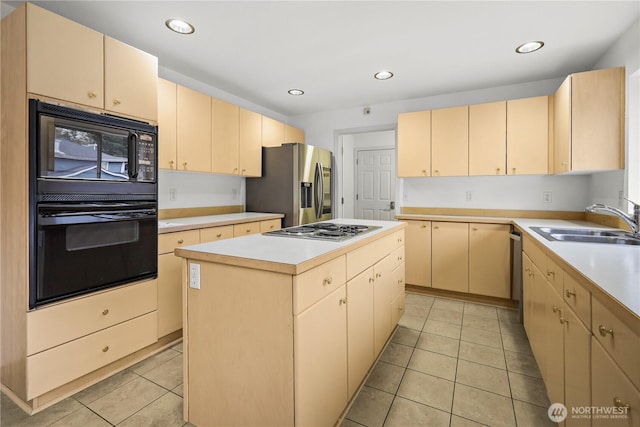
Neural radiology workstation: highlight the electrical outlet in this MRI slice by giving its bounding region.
[466,191,473,202]
[189,263,200,289]
[169,188,177,201]
[543,191,552,203]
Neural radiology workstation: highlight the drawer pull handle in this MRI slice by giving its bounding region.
[369,277,374,283]
[434,226,439,230]
[613,397,630,409]
[376,273,382,278]
[102,309,109,316]
[421,225,427,228]
[512,167,516,174]
[102,346,109,353]
[246,229,251,233]
[339,297,347,306]
[169,160,174,169]
[560,317,568,325]
[397,238,402,243]
[183,162,187,169]
[552,306,560,313]
[496,168,500,174]
[216,233,222,238]
[88,91,97,98]
[422,169,426,174]
[565,289,576,298]
[547,270,555,276]
[323,277,333,286]
[177,239,184,244]
[113,99,121,105]
[599,325,614,337]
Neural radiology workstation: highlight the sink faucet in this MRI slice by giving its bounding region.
[585,198,640,236]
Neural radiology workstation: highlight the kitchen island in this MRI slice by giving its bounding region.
[175,219,406,427]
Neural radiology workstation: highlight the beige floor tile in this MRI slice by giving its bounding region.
[408,348,457,381]
[142,353,183,390]
[458,341,506,370]
[452,383,516,427]
[405,293,435,308]
[1,395,82,427]
[340,418,363,427]
[455,359,510,397]
[49,405,111,427]
[404,304,429,318]
[504,350,542,378]
[129,348,181,375]
[416,332,460,357]
[171,383,184,397]
[73,369,140,405]
[432,298,465,313]
[450,414,488,426]
[171,341,183,353]
[462,313,500,333]
[379,342,414,367]
[499,320,527,336]
[464,303,498,319]
[383,396,450,427]
[397,313,427,331]
[428,308,463,325]
[423,319,462,339]
[365,361,406,394]
[86,377,167,425]
[460,327,502,349]
[508,372,550,407]
[397,370,454,412]
[513,399,557,426]
[118,391,184,427]
[391,326,420,347]
[501,331,533,355]
[345,386,394,427]
[497,307,520,324]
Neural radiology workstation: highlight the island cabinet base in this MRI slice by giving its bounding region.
[181,225,406,427]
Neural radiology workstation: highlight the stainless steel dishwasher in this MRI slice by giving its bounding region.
[509,229,523,322]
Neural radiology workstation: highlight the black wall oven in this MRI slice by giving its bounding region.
[29,100,158,308]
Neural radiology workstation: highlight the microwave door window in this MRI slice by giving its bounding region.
[100,131,129,181]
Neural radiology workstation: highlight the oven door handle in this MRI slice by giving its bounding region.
[128,132,139,180]
[38,209,156,226]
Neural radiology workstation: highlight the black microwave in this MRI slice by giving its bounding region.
[29,99,157,197]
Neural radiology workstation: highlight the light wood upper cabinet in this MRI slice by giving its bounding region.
[211,97,240,175]
[239,108,262,177]
[431,222,468,293]
[177,85,212,173]
[404,220,431,287]
[104,36,158,121]
[468,223,510,298]
[553,67,624,173]
[506,96,549,175]
[26,3,104,109]
[262,116,285,147]
[397,110,431,177]
[469,101,506,176]
[158,78,177,170]
[431,106,469,176]
[284,124,305,144]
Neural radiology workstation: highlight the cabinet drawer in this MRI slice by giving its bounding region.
[391,292,406,327]
[563,272,591,330]
[27,280,157,355]
[391,262,405,300]
[27,311,157,399]
[158,230,200,254]
[523,235,546,271]
[293,256,346,315]
[347,230,404,279]
[200,225,234,243]
[545,256,563,296]
[260,219,281,233]
[233,222,260,237]
[592,297,640,390]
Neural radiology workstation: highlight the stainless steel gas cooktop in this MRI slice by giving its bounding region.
[264,222,381,242]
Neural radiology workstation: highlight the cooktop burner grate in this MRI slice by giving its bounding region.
[263,222,382,241]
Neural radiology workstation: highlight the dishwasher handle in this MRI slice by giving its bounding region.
[509,230,522,241]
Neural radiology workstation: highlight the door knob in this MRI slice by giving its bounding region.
[390,201,396,209]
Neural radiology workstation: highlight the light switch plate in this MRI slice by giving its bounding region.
[189,263,201,289]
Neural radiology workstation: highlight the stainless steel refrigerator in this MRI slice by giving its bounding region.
[246,143,332,228]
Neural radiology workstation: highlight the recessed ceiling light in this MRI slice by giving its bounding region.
[374,71,394,80]
[515,41,544,54]
[165,19,195,35]
[288,89,304,96]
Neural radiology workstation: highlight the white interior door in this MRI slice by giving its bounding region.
[355,149,396,220]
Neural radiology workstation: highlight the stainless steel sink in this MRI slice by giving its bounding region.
[531,226,640,245]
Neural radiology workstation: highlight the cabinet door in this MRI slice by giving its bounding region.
[373,254,396,356]
[294,285,347,427]
[469,101,506,176]
[26,3,104,108]
[506,96,549,175]
[211,97,240,175]
[469,223,510,298]
[239,109,262,176]
[104,36,158,121]
[157,253,182,337]
[262,116,285,147]
[346,268,374,398]
[397,111,430,177]
[544,283,564,406]
[553,76,572,173]
[431,222,468,293]
[177,85,211,172]
[405,220,431,287]
[158,78,177,170]
[563,305,591,427]
[431,106,468,176]
[284,125,304,144]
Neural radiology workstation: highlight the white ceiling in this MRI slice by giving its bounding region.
[4,1,640,116]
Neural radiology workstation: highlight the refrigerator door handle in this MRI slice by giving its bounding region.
[314,162,323,219]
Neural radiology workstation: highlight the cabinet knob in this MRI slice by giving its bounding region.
[472,227,478,231]
[420,224,427,228]
[246,229,251,233]
[113,99,121,105]
[216,233,222,238]
[270,225,275,229]
[339,297,347,306]
[422,169,426,174]
[552,306,560,313]
[376,273,382,278]
[369,277,374,283]
[242,169,246,173]
[183,162,188,169]
[598,325,614,337]
[565,289,576,298]
[169,160,175,169]
[496,168,500,174]
[512,167,516,174]
[177,239,184,244]
[398,256,403,261]
[434,170,439,175]
[434,225,439,230]
[102,346,109,353]
[323,277,333,286]
[547,270,556,277]
[398,279,403,284]
[102,309,109,316]
[560,317,568,324]
[88,91,97,99]
[613,397,631,409]
[398,306,404,312]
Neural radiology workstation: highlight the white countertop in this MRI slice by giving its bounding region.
[175,219,405,275]
[513,218,640,318]
[158,212,284,234]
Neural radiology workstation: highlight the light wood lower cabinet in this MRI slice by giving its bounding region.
[563,303,591,427]
[199,225,234,242]
[233,221,261,237]
[432,222,469,293]
[404,220,431,287]
[347,268,375,398]
[469,223,510,298]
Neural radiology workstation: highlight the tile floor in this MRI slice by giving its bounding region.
[0,293,556,427]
